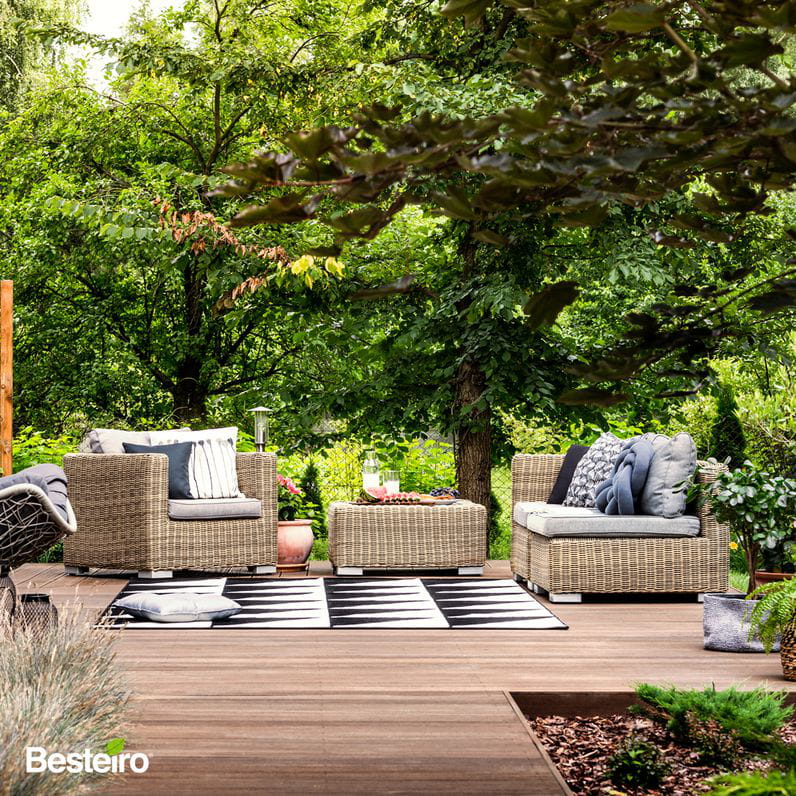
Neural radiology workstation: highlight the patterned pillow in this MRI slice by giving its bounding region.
[148,427,241,499]
[563,432,623,507]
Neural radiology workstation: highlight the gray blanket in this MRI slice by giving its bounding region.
[594,439,654,515]
[0,464,69,522]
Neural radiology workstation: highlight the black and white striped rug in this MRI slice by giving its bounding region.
[101,577,567,630]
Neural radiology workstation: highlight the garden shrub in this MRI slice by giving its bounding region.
[706,768,796,795]
[300,458,326,539]
[12,427,76,473]
[665,393,717,457]
[606,736,669,790]
[633,684,792,748]
[683,710,743,766]
[709,385,747,468]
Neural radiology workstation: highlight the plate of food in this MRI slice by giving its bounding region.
[418,495,458,505]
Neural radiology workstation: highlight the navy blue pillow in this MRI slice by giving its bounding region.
[123,441,194,500]
[547,445,590,504]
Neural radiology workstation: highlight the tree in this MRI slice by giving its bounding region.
[3,0,379,427]
[0,0,78,111]
[709,384,747,468]
[215,0,796,503]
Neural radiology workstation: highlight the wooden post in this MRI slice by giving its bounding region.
[0,281,12,475]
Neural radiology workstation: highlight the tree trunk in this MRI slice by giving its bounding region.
[172,253,209,424]
[172,356,208,425]
[454,357,492,512]
[452,224,492,517]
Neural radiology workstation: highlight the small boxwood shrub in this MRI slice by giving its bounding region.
[607,736,669,790]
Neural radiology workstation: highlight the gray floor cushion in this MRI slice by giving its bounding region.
[113,592,241,622]
[513,501,700,538]
[168,496,262,521]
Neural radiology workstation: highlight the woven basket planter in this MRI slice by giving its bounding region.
[780,622,796,681]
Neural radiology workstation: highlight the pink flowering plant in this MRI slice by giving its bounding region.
[277,474,308,521]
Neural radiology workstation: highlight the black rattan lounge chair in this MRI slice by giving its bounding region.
[0,465,77,614]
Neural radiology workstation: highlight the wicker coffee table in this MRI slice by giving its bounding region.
[327,500,487,575]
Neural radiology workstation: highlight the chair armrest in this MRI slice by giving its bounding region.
[236,452,277,520]
[63,453,170,563]
[695,459,730,543]
[511,454,565,505]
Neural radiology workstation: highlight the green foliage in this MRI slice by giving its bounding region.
[707,464,796,592]
[748,578,796,653]
[665,394,718,458]
[606,736,669,790]
[706,769,796,796]
[11,427,76,474]
[710,385,747,469]
[300,458,326,539]
[683,710,743,767]
[276,474,310,522]
[221,0,796,402]
[632,684,793,749]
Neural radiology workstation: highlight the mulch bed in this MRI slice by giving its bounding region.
[530,713,796,795]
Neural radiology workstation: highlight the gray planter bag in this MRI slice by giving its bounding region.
[703,593,779,653]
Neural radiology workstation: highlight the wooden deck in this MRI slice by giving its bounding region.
[12,561,794,795]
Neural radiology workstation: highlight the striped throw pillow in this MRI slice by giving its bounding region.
[149,427,241,499]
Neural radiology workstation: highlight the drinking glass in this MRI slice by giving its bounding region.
[383,470,400,494]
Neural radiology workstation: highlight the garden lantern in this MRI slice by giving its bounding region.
[249,406,271,452]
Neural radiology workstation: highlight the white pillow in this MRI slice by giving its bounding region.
[149,427,240,499]
[113,592,241,623]
[85,427,190,454]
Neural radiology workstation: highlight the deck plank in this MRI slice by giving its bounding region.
[9,562,790,795]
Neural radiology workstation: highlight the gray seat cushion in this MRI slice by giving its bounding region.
[168,496,262,521]
[513,501,700,538]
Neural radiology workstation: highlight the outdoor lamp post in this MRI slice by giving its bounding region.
[249,406,271,452]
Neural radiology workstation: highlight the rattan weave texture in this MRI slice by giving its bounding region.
[328,500,487,570]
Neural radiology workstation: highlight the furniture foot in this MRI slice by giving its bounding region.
[457,566,484,576]
[138,570,173,579]
[335,566,363,576]
[64,565,89,576]
[248,565,276,575]
[529,582,543,594]
[549,592,582,604]
[697,593,706,603]
[512,573,526,584]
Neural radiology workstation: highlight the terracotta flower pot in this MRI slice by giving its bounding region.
[277,519,314,571]
[754,571,794,587]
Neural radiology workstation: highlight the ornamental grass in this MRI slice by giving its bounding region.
[0,606,130,795]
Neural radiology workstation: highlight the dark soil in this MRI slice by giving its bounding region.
[530,713,796,795]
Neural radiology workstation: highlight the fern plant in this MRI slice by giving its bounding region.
[748,577,796,652]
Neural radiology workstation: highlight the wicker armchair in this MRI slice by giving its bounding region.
[63,452,277,578]
[511,454,729,602]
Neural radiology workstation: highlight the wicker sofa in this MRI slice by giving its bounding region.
[63,452,277,578]
[510,454,729,602]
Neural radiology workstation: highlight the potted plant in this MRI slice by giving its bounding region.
[276,474,315,572]
[747,577,796,680]
[702,463,796,653]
